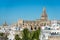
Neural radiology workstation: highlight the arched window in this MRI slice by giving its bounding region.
[31,26,33,30]
[34,27,36,30]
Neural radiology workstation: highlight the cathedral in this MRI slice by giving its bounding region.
[2,7,52,31]
[1,7,60,40]
[16,7,51,30]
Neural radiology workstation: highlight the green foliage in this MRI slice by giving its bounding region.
[22,28,31,40]
[0,33,4,36]
[15,27,41,40]
[0,33,8,40]
[15,34,22,40]
[32,28,41,40]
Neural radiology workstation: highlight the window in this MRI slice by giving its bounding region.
[31,26,33,30]
[34,27,36,30]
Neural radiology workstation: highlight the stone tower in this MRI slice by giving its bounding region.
[40,7,48,21]
[3,21,8,27]
[40,7,51,26]
[18,19,23,27]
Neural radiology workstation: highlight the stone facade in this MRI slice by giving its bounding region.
[17,7,51,31]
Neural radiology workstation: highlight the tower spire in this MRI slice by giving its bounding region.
[40,7,48,20]
[43,7,46,13]
[3,21,8,26]
[42,7,47,17]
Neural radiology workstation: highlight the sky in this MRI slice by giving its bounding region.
[0,0,60,25]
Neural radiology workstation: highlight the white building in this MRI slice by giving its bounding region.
[40,20,60,40]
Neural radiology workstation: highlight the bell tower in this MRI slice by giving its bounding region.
[40,7,48,21]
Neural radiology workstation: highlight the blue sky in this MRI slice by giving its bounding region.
[0,0,60,25]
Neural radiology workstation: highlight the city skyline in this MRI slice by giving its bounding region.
[0,0,60,25]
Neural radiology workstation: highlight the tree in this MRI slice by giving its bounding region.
[15,27,41,40]
[31,27,41,40]
[15,34,22,40]
[0,33,4,36]
[0,33,8,40]
[22,28,31,40]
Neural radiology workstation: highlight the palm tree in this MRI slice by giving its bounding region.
[22,28,31,40]
[22,27,41,40]
[15,27,41,40]
[31,27,41,40]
